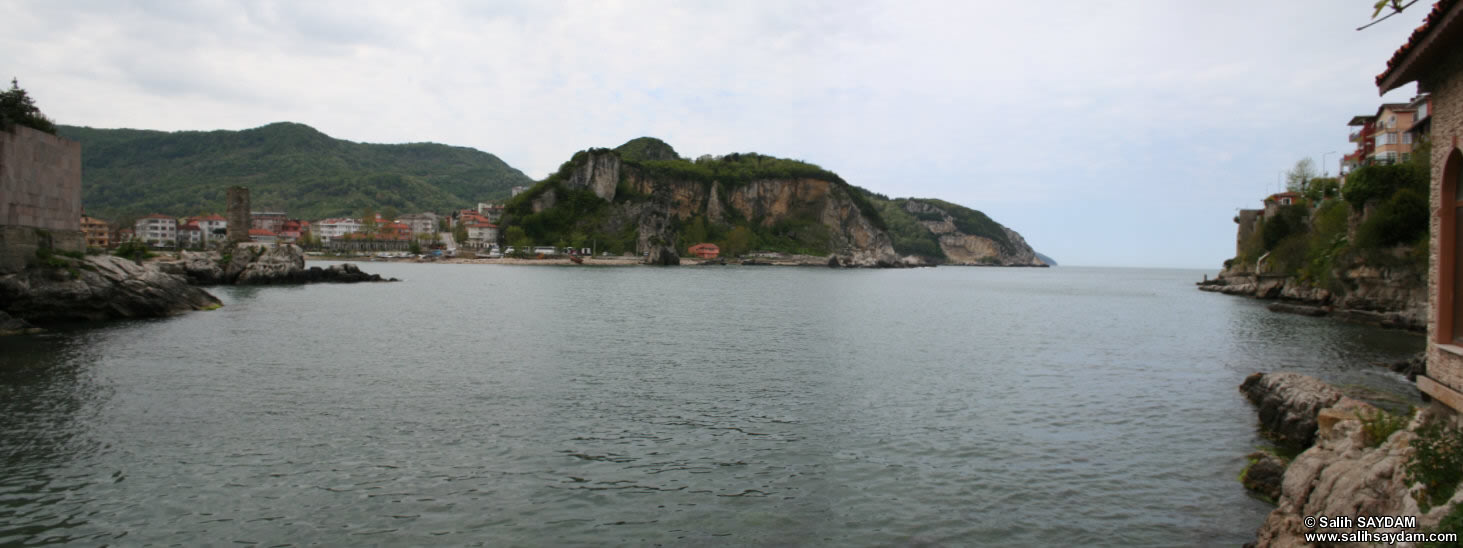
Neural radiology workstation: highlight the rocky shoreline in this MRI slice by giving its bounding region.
[0,243,395,335]
[1198,259,1425,331]
[1238,372,1460,546]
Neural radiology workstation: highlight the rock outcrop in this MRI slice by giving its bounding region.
[0,254,221,325]
[1199,252,1425,331]
[1240,372,1346,448]
[1239,373,1461,547]
[163,244,396,285]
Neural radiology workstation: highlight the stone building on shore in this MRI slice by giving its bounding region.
[1377,0,1463,411]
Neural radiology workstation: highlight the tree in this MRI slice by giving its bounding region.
[0,78,58,135]
[408,240,422,255]
[361,206,377,236]
[381,206,399,223]
[1303,177,1340,202]
[505,226,531,250]
[1286,158,1319,193]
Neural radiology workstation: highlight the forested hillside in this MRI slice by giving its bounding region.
[60,122,532,220]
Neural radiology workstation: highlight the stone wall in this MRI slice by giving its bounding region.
[1236,209,1261,257]
[0,126,83,273]
[226,186,250,243]
[1425,42,1463,404]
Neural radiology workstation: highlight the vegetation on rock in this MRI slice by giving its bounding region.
[0,78,57,135]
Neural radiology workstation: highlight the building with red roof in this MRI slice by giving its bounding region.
[688,243,720,259]
[1379,0,1463,411]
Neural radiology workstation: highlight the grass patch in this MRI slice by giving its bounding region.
[1359,407,1410,448]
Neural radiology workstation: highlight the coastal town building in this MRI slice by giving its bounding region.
[1379,0,1463,411]
[197,214,227,245]
[688,243,720,259]
[397,213,438,237]
[179,222,203,248]
[135,214,177,247]
[315,218,363,242]
[476,202,504,222]
[250,211,287,233]
[248,228,277,243]
[80,214,112,249]
[1341,95,1432,177]
[464,221,498,248]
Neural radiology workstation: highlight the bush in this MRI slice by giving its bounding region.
[1262,204,1308,251]
[1356,187,1428,248]
[1343,164,1424,211]
[113,241,154,263]
[1424,503,1463,547]
[1358,407,1409,448]
[1406,419,1463,511]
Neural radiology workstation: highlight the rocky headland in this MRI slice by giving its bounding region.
[502,138,1047,268]
[1238,372,1461,546]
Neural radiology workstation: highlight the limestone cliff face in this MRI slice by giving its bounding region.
[536,150,900,266]
[902,200,1044,266]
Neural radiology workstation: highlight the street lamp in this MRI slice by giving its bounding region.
[1322,151,1338,177]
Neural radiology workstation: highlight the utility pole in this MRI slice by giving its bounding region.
[1322,151,1337,177]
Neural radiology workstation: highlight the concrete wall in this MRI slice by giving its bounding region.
[0,126,83,273]
[1424,42,1463,408]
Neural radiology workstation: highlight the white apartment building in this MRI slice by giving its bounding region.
[315,218,364,242]
[135,215,177,247]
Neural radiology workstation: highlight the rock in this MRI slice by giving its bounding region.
[228,244,306,285]
[1241,451,1287,502]
[1266,302,1328,317]
[163,244,396,285]
[1251,405,1422,547]
[1384,353,1426,381]
[0,255,221,324]
[1240,372,1345,448]
[643,245,680,266]
[0,310,41,335]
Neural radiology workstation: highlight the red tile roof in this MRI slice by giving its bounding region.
[1377,0,1461,93]
[248,228,277,236]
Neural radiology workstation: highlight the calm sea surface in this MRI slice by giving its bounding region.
[0,264,1423,546]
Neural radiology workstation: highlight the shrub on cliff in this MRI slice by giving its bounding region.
[1406,418,1463,510]
[1342,164,1424,211]
[1356,187,1428,248]
[1261,204,1308,251]
[0,78,58,135]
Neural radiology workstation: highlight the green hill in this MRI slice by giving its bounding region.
[59,122,533,221]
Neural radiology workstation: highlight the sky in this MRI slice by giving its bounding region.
[0,1,1433,268]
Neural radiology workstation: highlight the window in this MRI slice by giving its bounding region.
[1404,133,1414,145]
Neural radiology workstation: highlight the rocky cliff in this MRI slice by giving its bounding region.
[508,143,902,267]
[504,139,1045,268]
[897,199,1045,266]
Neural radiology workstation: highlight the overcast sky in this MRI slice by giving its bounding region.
[2,1,1430,268]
